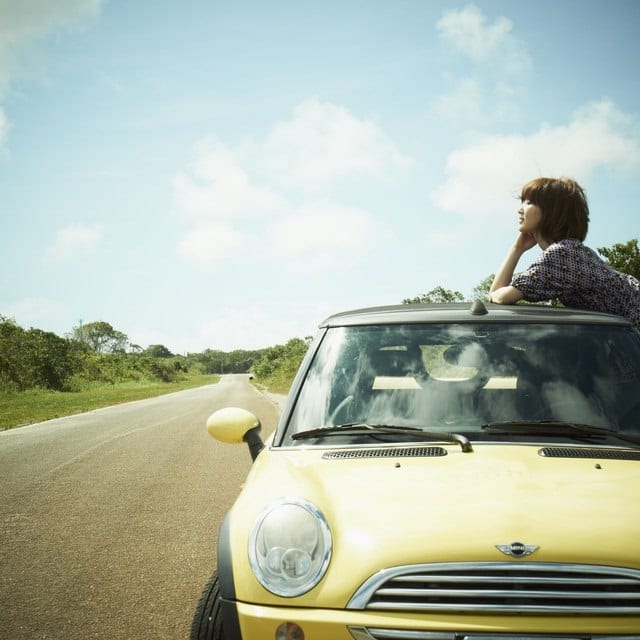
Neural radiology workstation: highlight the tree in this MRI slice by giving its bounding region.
[470,275,494,301]
[252,338,310,381]
[598,238,640,279]
[144,344,173,358]
[402,286,465,304]
[0,316,82,391]
[22,328,82,390]
[195,348,263,374]
[71,321,129,354]
[0,316,22,390]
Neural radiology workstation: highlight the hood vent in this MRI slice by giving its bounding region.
[539,446,640,461]
[323,446,447,460]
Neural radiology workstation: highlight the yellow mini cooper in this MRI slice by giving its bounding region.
[191,302,640,640]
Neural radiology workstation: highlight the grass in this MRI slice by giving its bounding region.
[255,373,293,395]
[0,374,220,431]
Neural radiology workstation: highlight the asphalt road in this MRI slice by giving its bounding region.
[0,375,284,640]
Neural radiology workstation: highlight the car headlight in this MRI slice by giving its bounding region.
[248,497,332,597]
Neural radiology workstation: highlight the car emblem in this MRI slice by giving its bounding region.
[495,541,539,557]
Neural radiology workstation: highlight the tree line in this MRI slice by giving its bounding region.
[2,239,637,395]
[0,318,268,394]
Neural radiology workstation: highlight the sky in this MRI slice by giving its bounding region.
[1,0,639,353]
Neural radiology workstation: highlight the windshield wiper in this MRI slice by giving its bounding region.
[292,423,473,452]
[481,420,640,446]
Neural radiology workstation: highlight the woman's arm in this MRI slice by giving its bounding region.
[489,233,536,304]
[489,284,523,304]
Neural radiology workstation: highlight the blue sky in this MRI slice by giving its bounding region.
[1,0,639,353]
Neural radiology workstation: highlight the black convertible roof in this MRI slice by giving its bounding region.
[320,300,631,328]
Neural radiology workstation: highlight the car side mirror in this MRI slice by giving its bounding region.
[206,407,265,461]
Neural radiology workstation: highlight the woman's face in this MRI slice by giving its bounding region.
[518,198,543,236]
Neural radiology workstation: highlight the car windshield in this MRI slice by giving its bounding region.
[283,322,640,445]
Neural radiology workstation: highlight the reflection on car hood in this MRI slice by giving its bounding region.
[229,442,640,606]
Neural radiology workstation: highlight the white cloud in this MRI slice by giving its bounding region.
[174,99,408,271]
[433,4,531,125]
[264,201,383,270]
[197,305,314,351]
[172,141,286,268]
[175,223,244,267]
[436,3,531,74]
[173,142,284,220]
[44,223,103,261]
[432,77,486,124]
[0,0,105,153]
[430,99,640,220]
[264,98,413,190]
[432,75,522,126]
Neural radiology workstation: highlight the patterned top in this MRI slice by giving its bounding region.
[512,238,640,326]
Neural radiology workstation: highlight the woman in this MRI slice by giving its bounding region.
[489,177,640,326]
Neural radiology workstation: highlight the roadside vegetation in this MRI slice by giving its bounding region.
[1,375,219,430]
[252,338,312,394]
[2,239,637,431]
[0,318,265,431]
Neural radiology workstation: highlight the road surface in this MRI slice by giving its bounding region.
[0,375,283,640]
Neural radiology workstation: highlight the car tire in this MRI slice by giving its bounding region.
[190,571,225,640]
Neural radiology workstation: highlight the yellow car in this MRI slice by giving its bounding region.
[191,301,640,640]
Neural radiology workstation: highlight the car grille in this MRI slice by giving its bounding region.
[322,446,447,460]
[347,562,640,614]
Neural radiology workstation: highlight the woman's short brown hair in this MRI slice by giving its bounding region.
[520,177,589,242]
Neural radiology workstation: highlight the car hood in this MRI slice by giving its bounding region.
[229,441,640,606]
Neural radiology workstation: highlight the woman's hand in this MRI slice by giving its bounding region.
[514,231,537,253]
[489,233,535,304]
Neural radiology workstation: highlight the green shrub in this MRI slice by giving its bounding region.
[0,317,84,392]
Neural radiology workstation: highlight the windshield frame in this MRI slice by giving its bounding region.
[272,318,640,449]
